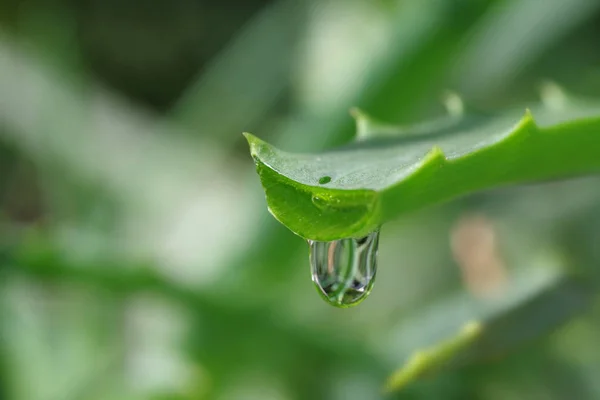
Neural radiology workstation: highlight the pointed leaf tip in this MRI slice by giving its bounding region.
[349,107,364,120]
[350,107,379,140]
[350,107,405,141]
[242,132,267,158]
[539,81,568,110]
[522,108,538,127]
[441,91,465,117]
[242,131,258,144]
[425,145,447,164]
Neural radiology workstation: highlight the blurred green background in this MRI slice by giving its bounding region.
[1,0,600,399]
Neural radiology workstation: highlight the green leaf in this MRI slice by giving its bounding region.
[245,99,600,241]
[380,261,592,393]
[383,321,483,393]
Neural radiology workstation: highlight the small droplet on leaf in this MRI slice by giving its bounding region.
[308,230,379,308]
[311,195,327,210]
[318,176,332,184]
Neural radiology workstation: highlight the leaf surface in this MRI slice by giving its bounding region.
[246,99,600,240]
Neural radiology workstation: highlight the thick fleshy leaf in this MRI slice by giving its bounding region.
[246,99,600,240]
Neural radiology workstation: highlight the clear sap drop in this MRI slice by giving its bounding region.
[309,231,379,308]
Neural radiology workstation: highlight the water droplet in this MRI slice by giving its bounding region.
[309,230,379,308]
[311,194,342,210]
[318,176,331,184]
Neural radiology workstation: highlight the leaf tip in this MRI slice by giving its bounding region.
[510,108,537,139]
[424,145,447,165]
[522,108,538,128]
[350,107,378,140]
[461,320,483,338]
[242,132,266,158]
[539,81,568,110]
[441,90,465,117]
[242,131,258,144]
[348,106,364,119]
[351,107,406,141]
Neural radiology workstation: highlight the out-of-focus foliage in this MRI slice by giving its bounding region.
[1,0,600,399]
